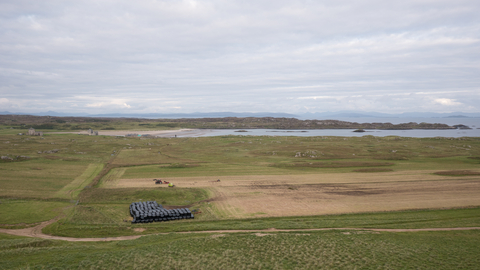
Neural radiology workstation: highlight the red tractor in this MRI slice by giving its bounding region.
[155,180,169,184]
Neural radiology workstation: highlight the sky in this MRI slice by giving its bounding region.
[1,0,479,115]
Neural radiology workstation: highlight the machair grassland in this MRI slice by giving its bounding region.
[1,124,480,269]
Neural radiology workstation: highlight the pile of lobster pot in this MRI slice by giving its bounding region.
[130,201,194,224]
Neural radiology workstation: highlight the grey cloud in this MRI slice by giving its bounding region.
[0,0,479,114]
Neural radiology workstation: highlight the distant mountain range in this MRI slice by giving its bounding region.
[299,111,480,119]
[1,110,480,119]
[0,111,297,119]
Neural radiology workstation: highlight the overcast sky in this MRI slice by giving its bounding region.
[1,0,479,115]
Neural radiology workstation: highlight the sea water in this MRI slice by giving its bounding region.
[181,117,480,138]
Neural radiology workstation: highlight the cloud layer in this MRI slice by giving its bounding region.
[1,0,479,114]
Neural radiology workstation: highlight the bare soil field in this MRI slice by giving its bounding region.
[103,171,480,218]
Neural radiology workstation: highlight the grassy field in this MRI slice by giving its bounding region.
[42,206,480,237]
[0,199,72,229]
[1,130,479,226]
[54,163,104,199]
[1,124,480,268]
[1,230,480,269]
[97,136,480,220]
[0,133,115,198]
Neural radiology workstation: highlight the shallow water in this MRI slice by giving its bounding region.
[182,128,480,138]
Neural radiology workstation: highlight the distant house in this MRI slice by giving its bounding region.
[88,129,98,136]
[28,128,35,135]
[28,128,43,136]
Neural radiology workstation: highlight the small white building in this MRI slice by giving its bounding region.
[28,128,43,136]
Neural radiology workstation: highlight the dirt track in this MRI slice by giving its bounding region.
[0,218,141,242]
[0,217,479,242]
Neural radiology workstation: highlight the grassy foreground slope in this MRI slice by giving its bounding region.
[2,230,480,269]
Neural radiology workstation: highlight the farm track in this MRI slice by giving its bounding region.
[0,217,479,242]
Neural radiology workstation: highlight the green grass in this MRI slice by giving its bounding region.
[79,187,209,205]
[103,155,480,181]
[353,168,394,172]
[0,161,94,198]
[54,163,104,199]
[1,133,480,234]
[1,230,480,269]
[433,170,480,176]
[1,124,480,268]
[0,133,115,199]
[0,199,71,228]
[40,187,211,237]
[42,206,480,238]
[99,135,480,181]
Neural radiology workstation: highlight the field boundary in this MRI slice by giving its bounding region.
[54,163,104,199]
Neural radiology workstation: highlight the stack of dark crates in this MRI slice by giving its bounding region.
[129,201,194,224]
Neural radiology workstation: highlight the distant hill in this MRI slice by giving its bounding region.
[90,112,298,118]
[325,113,377,118]
[0,111,298,119]
[445,115,469,118]
[0,114,457,130]
[299,111,480,119]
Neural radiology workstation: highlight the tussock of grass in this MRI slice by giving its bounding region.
[0,238,57,250]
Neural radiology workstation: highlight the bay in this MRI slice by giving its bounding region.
[187,128,480,138]
[178,117,480,138]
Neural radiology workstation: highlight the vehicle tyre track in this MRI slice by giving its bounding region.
[0,218,479,242]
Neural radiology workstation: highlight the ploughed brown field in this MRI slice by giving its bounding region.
[103,170,480,218]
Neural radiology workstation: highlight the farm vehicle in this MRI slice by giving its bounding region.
[154,179,169,184]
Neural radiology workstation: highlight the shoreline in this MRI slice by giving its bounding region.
[48,129,203,137]
[46,128,480,138]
